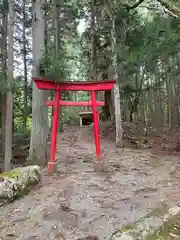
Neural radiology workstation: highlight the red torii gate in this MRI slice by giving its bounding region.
[33,78,115,173]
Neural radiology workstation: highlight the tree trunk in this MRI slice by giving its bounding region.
[90,0,97,80]
[103,90,112,120]
[129,110,133,122]
[166,76,172,129]
[44,0,48,51]
[22,0,28,131]
[171,78,178,127]
[28,0,49,166]
[175,77,180,125]
[52,0,63,132]
[0,0,8,162]
[110,6,123,147]
[4,0,14,172]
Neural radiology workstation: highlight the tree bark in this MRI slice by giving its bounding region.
[90,0,97,80]
[4,0,14,172]
[110,3,123,147]
[28,0,49,166]
[22,0,28,131]
[0,0,8,161]
[52,0,63,132]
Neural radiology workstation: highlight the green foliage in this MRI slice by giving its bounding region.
[3,0,180,136]
[42,48,69,82]
[62,107,80,125]
[62,92,91,124]
[13,76,32,133]
[41,39,86,82]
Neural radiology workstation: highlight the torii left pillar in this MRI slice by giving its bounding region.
[49,90,60,172]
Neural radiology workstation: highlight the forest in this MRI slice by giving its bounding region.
[1,0,180,239]
[1,0,180,171]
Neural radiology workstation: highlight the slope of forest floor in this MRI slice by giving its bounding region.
[1,126,180,239]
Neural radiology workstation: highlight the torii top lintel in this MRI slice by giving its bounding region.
[33,77,115,91]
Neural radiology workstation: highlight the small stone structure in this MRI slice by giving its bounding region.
[78,111,102,126]
[0,165,41,205]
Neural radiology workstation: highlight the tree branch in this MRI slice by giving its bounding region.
[127,0,145,10]
[138,5,163,11]
[120,0,145,10]
[156,0,180,18]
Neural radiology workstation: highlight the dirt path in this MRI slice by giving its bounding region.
[1,126,180,240]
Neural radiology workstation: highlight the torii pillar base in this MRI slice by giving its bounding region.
[48,161,58,173]
[93,161,105,172]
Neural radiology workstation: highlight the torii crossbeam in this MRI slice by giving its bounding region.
[33,78,115,173]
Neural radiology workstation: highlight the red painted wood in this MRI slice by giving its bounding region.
[45,100,104,107]
[33,78,115,91]
[91,91,101,160]
[48,90,60,173]
[32,77,115,172]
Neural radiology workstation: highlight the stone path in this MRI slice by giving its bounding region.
[0,127,180,239]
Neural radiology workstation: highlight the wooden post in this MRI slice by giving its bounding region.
[48,90,60,172]
[91,90,101,160]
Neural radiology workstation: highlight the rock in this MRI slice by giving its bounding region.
[110,205,180,239]
[0,165,41,205]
